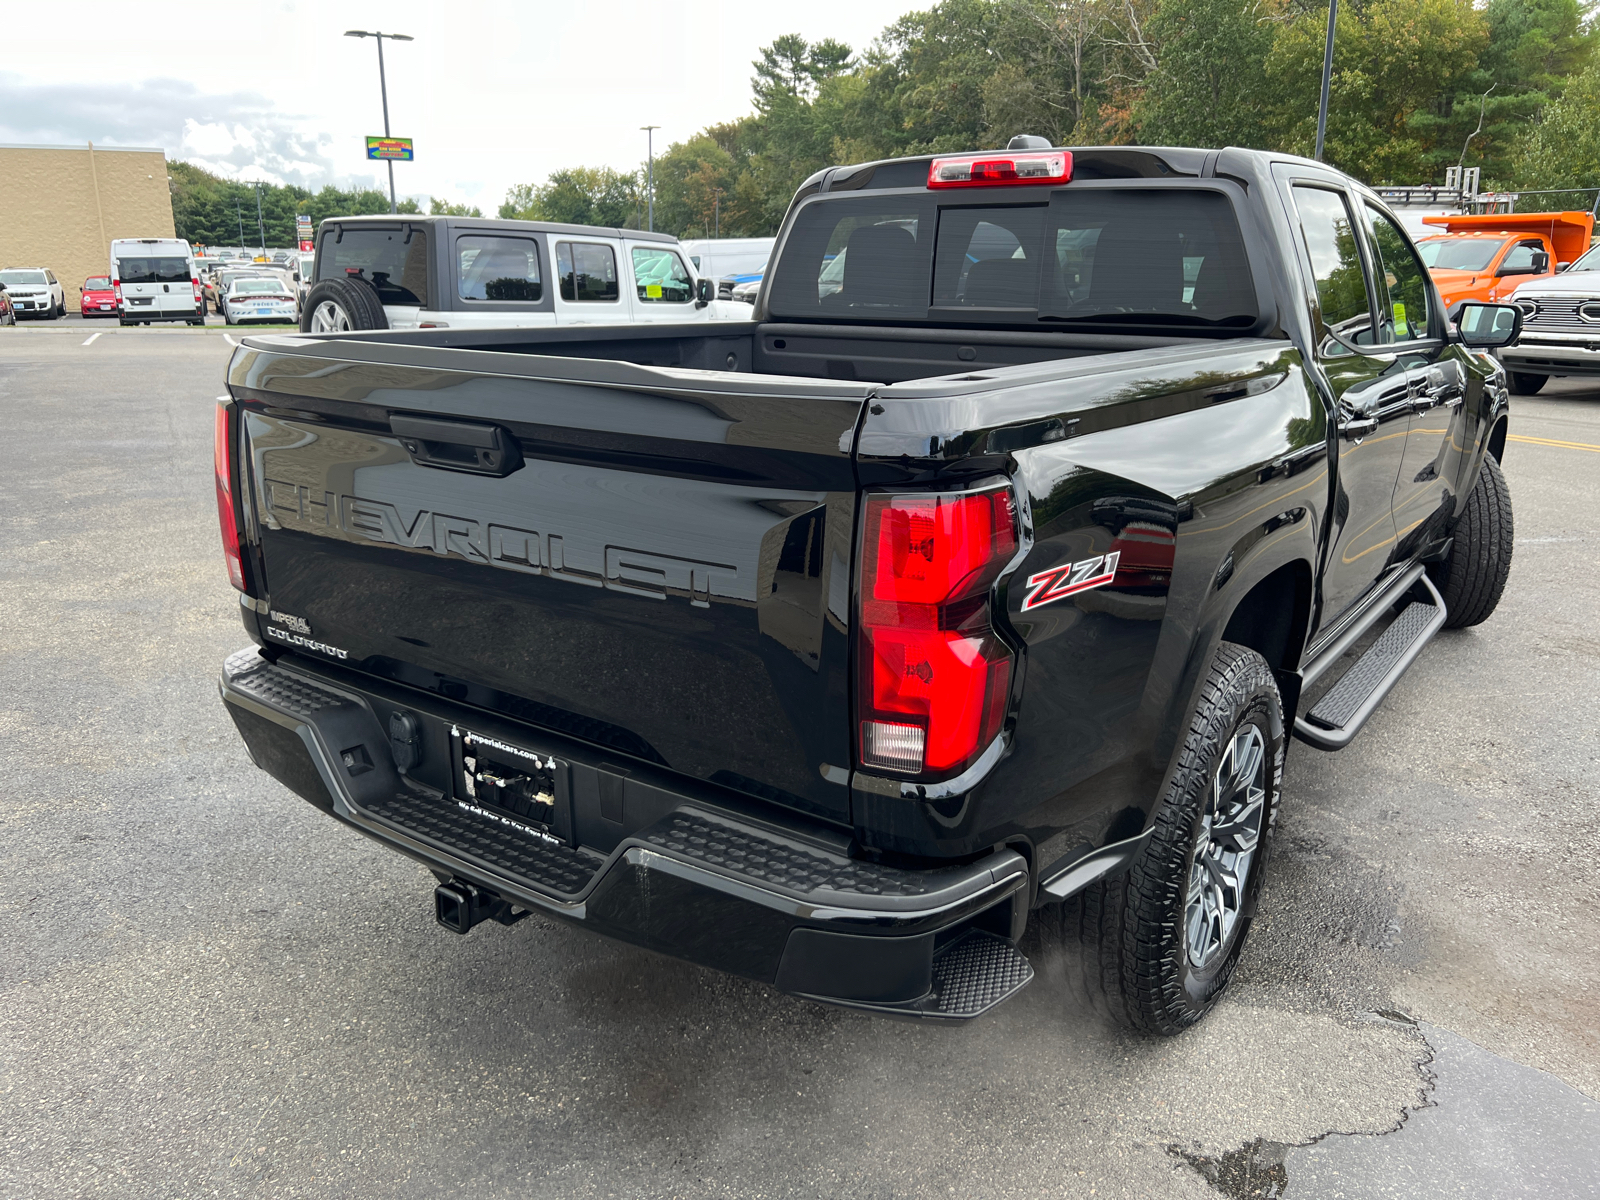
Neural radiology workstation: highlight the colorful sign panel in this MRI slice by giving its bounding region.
[366,137,414,161]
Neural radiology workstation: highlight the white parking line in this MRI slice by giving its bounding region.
[223,334,239,347]
[81,332,103,346]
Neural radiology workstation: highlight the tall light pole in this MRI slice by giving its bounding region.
[253,182,267,255]
[640,125,659,231]
[1314,0,1338,162]
[712,186,722,238]
[346,30,414,214]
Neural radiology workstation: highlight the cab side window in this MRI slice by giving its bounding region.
[1362,205,1433,343]
[1291,186,1373,348]
[1500,240,1547,274]
[457,235,541,302]
[556,242,619,302]
[630,247,693,303]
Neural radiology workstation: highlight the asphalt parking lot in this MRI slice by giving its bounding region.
[2,322,1597,1199]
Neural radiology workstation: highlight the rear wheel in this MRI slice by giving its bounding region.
[301,277,387,333]
[1430,455,1513,628]
[1065,643,1282,1035]
[1508,371,1547,395]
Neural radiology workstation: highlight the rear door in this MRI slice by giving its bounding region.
[551,238,633,325]
[318,223,430,329]
[235,341,870,823]
[1278,173,1413,631]
[117,250,192,318]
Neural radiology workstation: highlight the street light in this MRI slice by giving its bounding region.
[641,125,660,232]
[1314,0,1337,162]
[346,30,414,214]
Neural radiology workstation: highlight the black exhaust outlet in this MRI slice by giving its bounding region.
[434,879,528,934]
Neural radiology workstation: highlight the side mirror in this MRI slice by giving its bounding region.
[1531,251,1550,273]
[1453,301,1522,348]
[695,277,715,307]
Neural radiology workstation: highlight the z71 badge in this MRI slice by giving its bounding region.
[1020,552,1121,612]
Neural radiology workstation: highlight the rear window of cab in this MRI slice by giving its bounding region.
[767,187,1258,333]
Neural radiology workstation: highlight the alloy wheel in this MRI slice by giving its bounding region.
[309,300,351,333]
[1185,724,1267,970]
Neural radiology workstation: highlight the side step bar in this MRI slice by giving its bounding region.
[1294,565,1448,751]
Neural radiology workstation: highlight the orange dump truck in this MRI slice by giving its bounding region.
[1417,211,1594,309]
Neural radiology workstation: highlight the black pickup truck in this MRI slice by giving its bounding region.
[215,144,1519,1033]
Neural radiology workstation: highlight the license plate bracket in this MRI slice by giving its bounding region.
[450,726,562,834]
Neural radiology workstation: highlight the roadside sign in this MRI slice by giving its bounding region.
[366,137,414,161]
[299,241,314,253]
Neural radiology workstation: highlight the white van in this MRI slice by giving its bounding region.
[678,237,775,299]
[110,238,204,326]
[301,216,752,333]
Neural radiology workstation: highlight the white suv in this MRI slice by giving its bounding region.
[0,268,65,319]
[300,216,749,333]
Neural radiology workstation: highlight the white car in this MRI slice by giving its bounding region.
[223,277,299,325]
[300,215,745,332]
[0,268,65,319]
[1499,242,1600,394]
[679,237,774,299]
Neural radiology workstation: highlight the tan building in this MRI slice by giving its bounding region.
[0,143,178,313]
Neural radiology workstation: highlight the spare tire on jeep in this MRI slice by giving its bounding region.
[301,277,387,333]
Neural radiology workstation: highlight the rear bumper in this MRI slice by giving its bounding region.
[219,646,1032,1018]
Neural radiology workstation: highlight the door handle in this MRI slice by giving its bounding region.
[390,414,524,476]
[1338,415,1379,440]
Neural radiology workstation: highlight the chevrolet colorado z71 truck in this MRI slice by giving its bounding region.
[216,144,1520,1034]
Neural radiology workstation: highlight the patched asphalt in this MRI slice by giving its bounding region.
[1,325,1596,1198]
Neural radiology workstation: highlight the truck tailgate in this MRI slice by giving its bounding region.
[231,338,871,823]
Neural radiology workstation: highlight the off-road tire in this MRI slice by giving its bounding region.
[301,277,386,333]
[1067,642,1283,1036]
[1507,371,1546,396]
[1430,454,1513,629]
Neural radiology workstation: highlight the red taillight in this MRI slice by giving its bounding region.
[857,486,1018,777]
[112,280,122,305]
[214,401,246,592]
[929,151,1072,189]
[192,276,202,304]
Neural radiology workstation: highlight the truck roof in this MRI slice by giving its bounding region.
[319,213,680,244]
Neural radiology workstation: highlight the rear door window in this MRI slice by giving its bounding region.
[630,247,693,303]
[318,225,430,306]
[457,235,542,302]
[556,242,619,302]
[116,257,190,284]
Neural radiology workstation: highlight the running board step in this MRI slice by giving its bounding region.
[1294,573,1447,751]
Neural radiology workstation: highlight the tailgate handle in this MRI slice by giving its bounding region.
[390,414,523,477]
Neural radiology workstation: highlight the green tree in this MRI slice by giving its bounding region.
[428,197,483,216]
[1133,0,1275,148]
[498,167,641,227]
[1262,0,1488,183]
[1511,55,1600,190]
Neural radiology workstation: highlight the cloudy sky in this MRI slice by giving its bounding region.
[2,0,917,212]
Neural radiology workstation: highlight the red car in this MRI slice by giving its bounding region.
[81,276,118,318]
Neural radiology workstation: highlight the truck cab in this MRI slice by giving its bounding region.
[1417,211,1595,309]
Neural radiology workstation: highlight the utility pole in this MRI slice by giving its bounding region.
[713,187,722,238]
[1314,0,1338,162]
[640,125,659,231]
[253,182,267,256]
[346,30,414,213]
[235,196,245,249]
